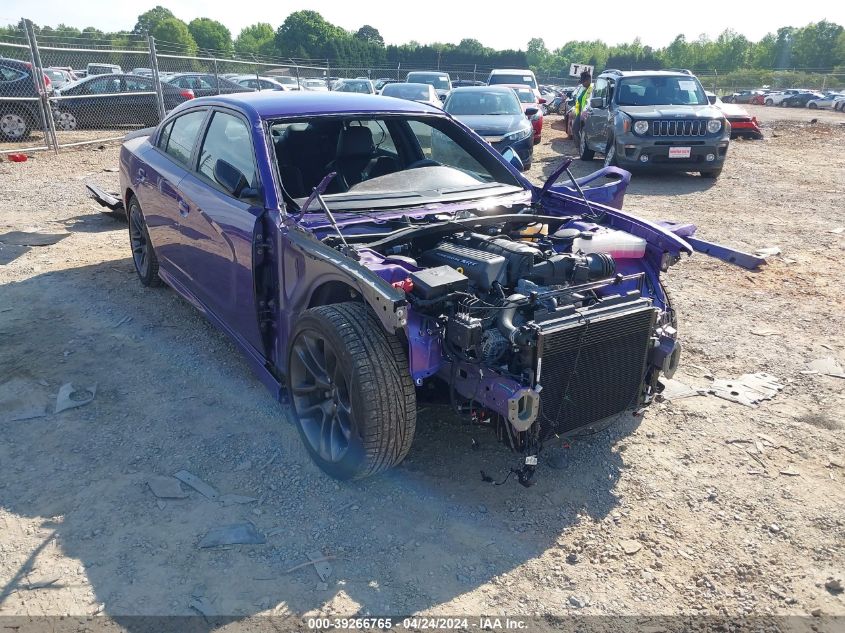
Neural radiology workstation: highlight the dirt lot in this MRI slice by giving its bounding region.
[0,106,844,628]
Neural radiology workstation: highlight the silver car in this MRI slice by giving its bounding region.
[380,82,440,107]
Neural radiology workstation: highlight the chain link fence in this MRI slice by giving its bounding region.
[0,19,328,154]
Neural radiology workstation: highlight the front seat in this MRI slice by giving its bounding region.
[327,126,396,191]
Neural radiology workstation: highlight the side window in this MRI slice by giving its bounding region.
[354,120,397,156]
[593,78,607,101]
[88,77,121,94]
[0,65,25,82]
[160,110,206,165]
[125,77,152,92]
[197,111,258,194]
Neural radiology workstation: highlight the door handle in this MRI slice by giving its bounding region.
[178,199,190,217]
[137,168,146,183]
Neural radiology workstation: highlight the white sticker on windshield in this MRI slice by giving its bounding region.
[679,80,697,91]
[523,76,532,82]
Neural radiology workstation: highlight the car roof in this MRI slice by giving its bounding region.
[489,68,534,74]
[601,70,698,78]
[184,91,445,119]
[0,56,31,70]
[407,71,448,76]
[449,85,515,93]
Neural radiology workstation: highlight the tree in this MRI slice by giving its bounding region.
[188,17,233,55]
[275,10,345,59]
[150,17,197,55]
[355,25,383,47]
[133,6,174,34]
[235,23,276,58]
[526,38,549,70]
[790,20,843,69]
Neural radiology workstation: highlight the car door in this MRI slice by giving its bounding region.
[123,75,159,125]
[135,108,209,281]
[170,108,264,351]
[584,77,608,149]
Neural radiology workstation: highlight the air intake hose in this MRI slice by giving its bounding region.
[527,252,615,285]
[497,294,528,344]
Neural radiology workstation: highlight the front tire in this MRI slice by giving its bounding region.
[579,129,595,161]
[288,302,416,480]
[55,111,78,131]
[765,98,773,106]
[128,197,161,287]
[808,103,818,109]
[700,168,722,179]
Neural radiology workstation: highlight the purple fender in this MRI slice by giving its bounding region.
[536,162,632,210]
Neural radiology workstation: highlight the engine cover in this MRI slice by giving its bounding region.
[420,242,507,290]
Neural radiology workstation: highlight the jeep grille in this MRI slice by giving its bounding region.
[650,119,707,136]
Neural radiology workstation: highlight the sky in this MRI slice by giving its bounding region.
[2,0,844,51]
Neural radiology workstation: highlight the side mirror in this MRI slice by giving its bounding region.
[214,159,249,197]
[439,93,446,101]
[501,147,525,171]
[524,107,539,117]
[708,95,717,105]
[589,96,605,109]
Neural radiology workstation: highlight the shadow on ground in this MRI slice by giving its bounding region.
[0,258,639,626]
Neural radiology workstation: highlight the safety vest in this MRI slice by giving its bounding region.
[574,84,592,116]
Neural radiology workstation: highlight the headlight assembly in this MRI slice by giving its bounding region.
[633,120,650,135]
[707,119,723,133]
[505,126,532,142]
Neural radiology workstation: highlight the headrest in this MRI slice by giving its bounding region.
[337,126,374,157]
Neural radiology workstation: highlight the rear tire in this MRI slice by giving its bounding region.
[808,103,818,109]
[288,302,416,480]
[579,129,595,161]
[765,98,773,106]
[128,197,161,287]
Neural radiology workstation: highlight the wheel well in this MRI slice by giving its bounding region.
[0,103,36,124]
[308,280,361,309]
[125,189,136,207]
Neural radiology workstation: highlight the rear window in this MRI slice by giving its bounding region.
[512,88,535,103]
[406,73,450,91]
[382,84,430,100]
[489,73,537,89]
[0,65,26,82]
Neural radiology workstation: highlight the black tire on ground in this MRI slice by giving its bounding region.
[765,98,773,106]
[288,302,416,480]
[808,103,818,109]
[578,130,595,161]
[128,196,162,287]
[700,168,723,179]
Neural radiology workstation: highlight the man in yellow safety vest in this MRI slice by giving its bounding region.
[570,70,592,146]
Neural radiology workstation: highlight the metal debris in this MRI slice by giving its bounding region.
[174,470,219,500]
[147,476,189,499]
[659,378,707,401]
[198,522,265,548]
[754,246,782,258]
[807,357,845,379]
[307,551,333,581]
[189,596,216,617]
[710,373,783,407]
[0,231,68,247]
[55,382,97,414]
[218,494,258,507]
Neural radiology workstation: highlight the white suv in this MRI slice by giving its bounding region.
[488,68,540,100]
[765,89,803,106]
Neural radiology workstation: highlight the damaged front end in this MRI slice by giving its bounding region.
[333,185,690,456]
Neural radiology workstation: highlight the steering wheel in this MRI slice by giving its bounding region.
[406,158,441,170]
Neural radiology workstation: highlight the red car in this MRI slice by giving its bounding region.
[707,92,763,139]
[504,84,544,144]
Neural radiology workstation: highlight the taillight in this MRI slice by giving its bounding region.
[180,89,194,100]
[43,74,51,88]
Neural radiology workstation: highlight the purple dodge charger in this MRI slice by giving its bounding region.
[109,91,689,480]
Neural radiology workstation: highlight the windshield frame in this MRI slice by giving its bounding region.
[266,112,525,215]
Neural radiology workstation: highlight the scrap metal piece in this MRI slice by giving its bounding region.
[198,522,265,548]
[85,183,124,212]
[307,551,333,581]
[710,373,783,407]
[659,378,706,401]
[686,236,767,270]
[147,476,189,499]
[55,382,97,414]
[807,357,845,379]
[174,470,219,500]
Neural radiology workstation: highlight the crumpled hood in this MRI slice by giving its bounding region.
[617,105,723,119]
[453,114,529,136]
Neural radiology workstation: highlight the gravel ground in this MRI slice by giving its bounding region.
[0,105,843,629]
